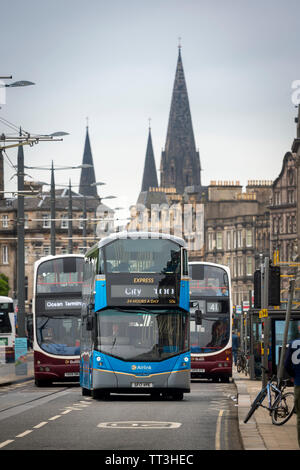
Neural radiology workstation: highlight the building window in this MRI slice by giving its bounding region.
[288,190,295,204]
[226,231,231,250]
[42,214,51,228]
[274,191,281,205]
[2,215,8,228]
[2,245,8,264]
[246,256,253,276]
[237,230,242,248]
[25,245,29,264]
[237,257,243,276]
[216,232,223,250]
[61,215,68,229]
[43,245,50,256]
[208,232,213,251]
[246,230,252,247]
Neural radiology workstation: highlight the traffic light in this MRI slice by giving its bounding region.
[268,264,280,306]
[253,264,281,309]
[253,269,261,308]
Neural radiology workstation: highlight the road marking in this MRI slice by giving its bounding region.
[49,415,61,421]
[0,439,14,448]
[61,409,72,414]
[16,430,33,438]
[33,422,48,429]
[97,421,182,429]
[215,409,224,450]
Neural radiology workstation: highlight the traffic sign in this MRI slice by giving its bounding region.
[259,308,268,319]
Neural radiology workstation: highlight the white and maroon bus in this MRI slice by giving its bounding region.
[189,262,232,383]
[33,255,84,386]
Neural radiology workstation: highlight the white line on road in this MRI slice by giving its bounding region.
[49,415,61,421]
[0,439,14,448]
[215,409,224,450]
[16,430,33,438]
[33,422,48,429]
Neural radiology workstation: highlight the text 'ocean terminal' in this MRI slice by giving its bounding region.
[45,299,82,310]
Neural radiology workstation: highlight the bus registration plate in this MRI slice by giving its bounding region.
[131,382,153,388]
[64,372,79,377]
[193,369,205,373]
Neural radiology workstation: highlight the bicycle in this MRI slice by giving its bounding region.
[236,350,249,375]
[243,367,295,426]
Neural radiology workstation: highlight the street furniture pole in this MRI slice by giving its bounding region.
[277,279,295,385]
[262,257,269,388]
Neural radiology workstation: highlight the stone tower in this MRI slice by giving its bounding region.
[79,125,98,198]
[160,47,201,194]
[141,126,159,192]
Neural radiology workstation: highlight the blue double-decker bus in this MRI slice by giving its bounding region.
[80,232,190,400]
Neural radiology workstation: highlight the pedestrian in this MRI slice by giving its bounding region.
[232,331,239,366]
[284,332,300,448]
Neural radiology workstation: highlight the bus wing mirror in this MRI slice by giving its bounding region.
[195,309,203,326]
[86,303,95,331]
[86,315,94,331]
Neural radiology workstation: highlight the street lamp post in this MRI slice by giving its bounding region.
[50,161,55,255]
[68,179,73,254]
[17,143,25,336]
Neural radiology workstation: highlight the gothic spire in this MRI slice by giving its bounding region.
[160,46,201,193]
[141,125,158,191]
[79,124,98,197]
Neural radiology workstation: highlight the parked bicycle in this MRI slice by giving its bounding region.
[243,367,295,426]
[236,350,249,375]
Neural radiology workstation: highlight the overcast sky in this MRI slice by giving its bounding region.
[1,0,300,223]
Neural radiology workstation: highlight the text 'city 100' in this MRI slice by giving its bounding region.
[111,286,175,298]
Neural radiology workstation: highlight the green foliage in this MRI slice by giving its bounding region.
[0,273,9,296]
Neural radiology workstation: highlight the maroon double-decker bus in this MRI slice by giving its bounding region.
[33,255,83,386]
[189,262,232,383]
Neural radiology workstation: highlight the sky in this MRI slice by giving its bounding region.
[1,0,300,225]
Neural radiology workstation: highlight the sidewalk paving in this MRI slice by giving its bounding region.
[0,352,34,386]
[233,367,299,450]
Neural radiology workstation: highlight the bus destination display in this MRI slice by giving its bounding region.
[107,274,179,306]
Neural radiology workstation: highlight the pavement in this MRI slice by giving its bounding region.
[233,366,299,450]
[0,351,34,386]
[0,356,299,450]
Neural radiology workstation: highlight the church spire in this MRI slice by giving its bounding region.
[160,46,201,193]
[79,124,98,197]
[141,124,158,192]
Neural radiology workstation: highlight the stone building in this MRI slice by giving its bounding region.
[203,180,272,306]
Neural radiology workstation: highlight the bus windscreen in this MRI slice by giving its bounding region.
[37,257,83,294]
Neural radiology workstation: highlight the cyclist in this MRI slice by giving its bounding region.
[284,329,300,448]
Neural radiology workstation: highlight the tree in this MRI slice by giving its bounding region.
[0,273,9,296]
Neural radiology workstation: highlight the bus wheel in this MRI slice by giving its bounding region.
[35,379,52,387]
[172,392,184,401]
[220,376,230,383]
[92,389,109,400]
[82,387,91,396]
[150,391,161,400]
